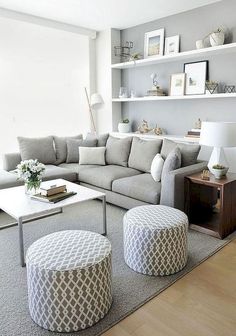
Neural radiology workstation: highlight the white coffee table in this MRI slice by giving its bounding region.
[0,179,107,266]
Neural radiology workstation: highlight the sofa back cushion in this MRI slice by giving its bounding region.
[106,136,132,167]
[161,138,201,167]
[17,136,56,164]
[53,134,83,164]
[66,139,97,163]
[128,137,163,173]
[161,147,181,181]
[85,133,109,147]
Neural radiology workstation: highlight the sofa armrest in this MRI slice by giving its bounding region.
[2,153,22,171]
[160,161,208,211]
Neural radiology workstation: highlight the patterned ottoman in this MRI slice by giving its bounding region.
[26,230,112,332]
[124,205,188,276]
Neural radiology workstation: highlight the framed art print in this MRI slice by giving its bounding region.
[165,35,180,55]
[170,73,186,96]
[184,60,209,95]
[144,29,165,58]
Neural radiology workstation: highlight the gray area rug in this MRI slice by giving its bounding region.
[0,200,234,336]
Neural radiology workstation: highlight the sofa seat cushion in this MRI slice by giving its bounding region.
[42,165,77,182]
[59,163,100,175]
[0,170,23,189]
[79,165,141,190]
[112,173,161,204]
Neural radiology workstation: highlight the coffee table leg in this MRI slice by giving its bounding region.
[102,195,107,236]
[18,217,25,267]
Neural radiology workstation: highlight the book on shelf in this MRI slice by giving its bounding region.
[186,128,201,138]
[185,134,200,138]
[40,182,67,196]
[31,191,77,204]
[146,89,166,96]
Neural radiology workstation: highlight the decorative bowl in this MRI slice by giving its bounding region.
[211,167,229,179]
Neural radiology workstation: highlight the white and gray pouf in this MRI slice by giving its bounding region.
[26,230,112,332]
[123,205,188,276]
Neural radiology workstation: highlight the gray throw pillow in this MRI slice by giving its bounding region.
[161,138,200,167]
[66,139,97,163]
[161,147,181,181]
[178,142,201,167]
[160,139,177,160]
[53,134,83,164]
[17,136,56,164]
[128,137,163,173]
[85,133,109,147]
[106,136,132,167]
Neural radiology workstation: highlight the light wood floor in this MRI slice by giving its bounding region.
[103,239,236,336]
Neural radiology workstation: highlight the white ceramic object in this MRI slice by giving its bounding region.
[118,122,131,133]
[196,39,204,49]
[210,32,225,47]
[211,167,229,179]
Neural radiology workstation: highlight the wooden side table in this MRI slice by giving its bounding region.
[185,172,236,239]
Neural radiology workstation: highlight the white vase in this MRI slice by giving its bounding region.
[118,123,131,133]
[209,32,225,47]
[196,39,204,49]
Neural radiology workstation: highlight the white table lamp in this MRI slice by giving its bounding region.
[84,88,104,133]
[200,121,236,172]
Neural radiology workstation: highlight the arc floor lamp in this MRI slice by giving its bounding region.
[84,87,104,133]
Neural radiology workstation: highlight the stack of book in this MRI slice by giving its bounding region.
[31,183,76,203]
[185,128,201,138]
[40,183,67,196]
[146,88,165,96]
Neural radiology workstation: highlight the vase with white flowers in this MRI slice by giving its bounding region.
[16,159,45,195]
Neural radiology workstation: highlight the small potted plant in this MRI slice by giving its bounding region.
[209,28,225,47]
[211,164,229,179]
[118,118,131,133]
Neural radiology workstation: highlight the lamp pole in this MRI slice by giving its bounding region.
[84,87,96,133]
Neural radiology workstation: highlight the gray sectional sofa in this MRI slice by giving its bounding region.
[0,134,207,211]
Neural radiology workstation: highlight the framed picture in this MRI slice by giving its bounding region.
[184,60,209,95]
[144,28,165,58]
[165,35,180,55]
[170,73,186,96]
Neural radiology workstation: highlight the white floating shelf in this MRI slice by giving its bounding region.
[111,132,200,143]
[112,93,236,102]
[111,43,236,69]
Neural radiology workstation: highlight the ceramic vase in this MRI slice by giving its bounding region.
[210,32,225,47]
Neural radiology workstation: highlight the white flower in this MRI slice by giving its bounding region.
[16,159,45,181]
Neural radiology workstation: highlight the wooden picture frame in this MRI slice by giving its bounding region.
[144,29,165,58]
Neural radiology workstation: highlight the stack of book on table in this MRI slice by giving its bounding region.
[31,182,76,203]
[185,128,201,138]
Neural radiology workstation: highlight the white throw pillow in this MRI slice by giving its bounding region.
[79,147,106,165]
[151,153,164,182]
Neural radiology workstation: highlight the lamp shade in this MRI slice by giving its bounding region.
[90,93,104,107]
[200,121,236,148]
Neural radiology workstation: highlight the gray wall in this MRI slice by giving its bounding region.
[120,0,236,135]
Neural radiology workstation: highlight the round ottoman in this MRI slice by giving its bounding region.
[26,230,112,332]
[123,205,188,276]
